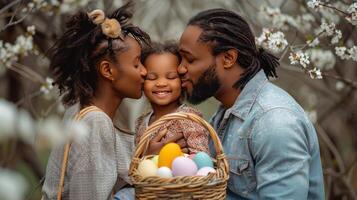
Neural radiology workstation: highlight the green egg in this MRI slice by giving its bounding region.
[192,152,213,169]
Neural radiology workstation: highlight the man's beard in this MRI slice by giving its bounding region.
[186,63,221,105]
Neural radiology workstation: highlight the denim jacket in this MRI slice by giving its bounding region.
[210,70,325,199]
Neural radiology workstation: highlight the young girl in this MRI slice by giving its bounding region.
[135,42,209,154]
[42,3,151,199]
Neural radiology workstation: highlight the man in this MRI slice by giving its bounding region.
[178,8,325,199]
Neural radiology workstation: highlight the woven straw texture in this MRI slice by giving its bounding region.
[129,112,229,200]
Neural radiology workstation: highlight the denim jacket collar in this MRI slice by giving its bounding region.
[219,70,268,121]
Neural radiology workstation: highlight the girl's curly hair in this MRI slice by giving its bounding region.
[141,41,181,65]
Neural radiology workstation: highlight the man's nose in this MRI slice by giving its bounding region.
[177,61,187,75]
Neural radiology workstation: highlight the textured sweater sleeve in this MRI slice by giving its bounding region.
[67,111,117,200]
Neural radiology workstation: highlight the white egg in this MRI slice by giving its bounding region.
[157,166,173,178]
[138,159,158,178]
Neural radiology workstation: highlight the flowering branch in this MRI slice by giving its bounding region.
[0,0,21,16]
[319,3,349,16]
[322,73,357,89]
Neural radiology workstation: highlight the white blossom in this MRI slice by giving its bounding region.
[308,49,336,70]
[17,109,35,144]
[267,32,288,53]
[0,99,17,140]
[331,29,342,44]
[256,28,270,46]
[0,169,27,200]
[37,116,89,148]
[57,103,66,114]
[59,0,91,13]
[306,110,318,123]
[0,32,35,69]
[307,0,322,10]
[258,6,288,30]
[308,1,341,22]
[307,38,320,47]
[293,14,316,32]
[289,51,310,68]
[258,5,315,32]
[49,0,60,6]
[13,35,34,55]
[256,28,288,53]
[27,2,35,9]
[335,81,345,91]
[308,68,323,79]
[26,25,36,35]
[346,3,357,25]
[0,99,37,143]
[40,77,54,94]
[0,41,6,76]
[320,22,336,36]
[23,0,57,12]
[66,121,89,143]
[335,46,357,61]
[37,117,65,147]
[335,46,350,60]
[319,7,341,23]
[348,46,357,61]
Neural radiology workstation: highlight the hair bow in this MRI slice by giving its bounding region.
[88,9,124,40]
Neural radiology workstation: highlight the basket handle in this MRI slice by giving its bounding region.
[130,112,228,173]
[56,106,102,200]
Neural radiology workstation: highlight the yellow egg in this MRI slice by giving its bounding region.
[158,143,183,168]
[138,159,158,178]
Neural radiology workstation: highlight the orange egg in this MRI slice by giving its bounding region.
[158,143,183,168]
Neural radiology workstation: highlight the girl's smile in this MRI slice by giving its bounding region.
[143,53,181,107]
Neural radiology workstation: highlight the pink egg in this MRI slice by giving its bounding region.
[171,156,198,176]
[188,154,196,159]
[196,167,216,176]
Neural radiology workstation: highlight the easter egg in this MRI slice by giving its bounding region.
[171,156,198,176]
[158,143,183,168]
[188,154,196,159]
[157,167,173,178]
[196,167,216,176]
[138,159,158,178]
[151,155,159,166]
[192,152,213,169]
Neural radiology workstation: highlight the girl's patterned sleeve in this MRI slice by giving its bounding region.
[178,106,210,154]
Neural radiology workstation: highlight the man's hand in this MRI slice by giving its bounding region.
[146,129,188,155]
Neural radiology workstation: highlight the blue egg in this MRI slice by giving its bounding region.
[192,152,213,169]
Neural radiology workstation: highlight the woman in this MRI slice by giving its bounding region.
[42,3,150,199]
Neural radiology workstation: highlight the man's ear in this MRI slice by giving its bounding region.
[98,60,114,81]
[222,49,238,69]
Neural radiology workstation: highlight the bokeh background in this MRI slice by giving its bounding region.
[0,0,356,199]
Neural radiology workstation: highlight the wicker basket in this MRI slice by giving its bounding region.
[129,112,229,200]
